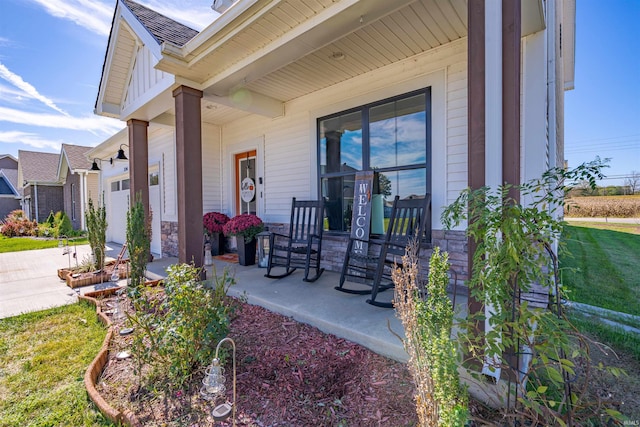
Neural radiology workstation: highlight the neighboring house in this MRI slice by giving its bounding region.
[93,0,574,283]
[18,150,64,224]
[17,145,100,229]
[0,155,20,220]
[58,144,100,230]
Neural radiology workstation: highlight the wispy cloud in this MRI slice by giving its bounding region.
[28,0,113,37]
[0,131,66,151]
[0,107,123,135]
[140,1,216,31]
[0,62,70,116]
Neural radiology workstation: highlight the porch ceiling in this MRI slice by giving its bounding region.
[159,0,468,105]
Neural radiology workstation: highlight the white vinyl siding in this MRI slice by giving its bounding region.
[221,39,468,228]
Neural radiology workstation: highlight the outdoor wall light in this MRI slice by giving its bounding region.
[257,230,271,268]
[115,144,129,161]
[90,157,113,171]
[201,337,236,425]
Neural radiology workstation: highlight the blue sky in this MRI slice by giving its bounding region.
[0,0,638,186]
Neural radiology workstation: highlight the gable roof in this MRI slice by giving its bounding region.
[0,169,19,196]
[19,150,61,184]
[61,144,94,172]
[121,0,198,47]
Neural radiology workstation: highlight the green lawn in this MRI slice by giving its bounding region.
[0,303,114,427]
[0,235,88,253]
[560,224,640,317]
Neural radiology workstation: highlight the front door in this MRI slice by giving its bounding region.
[235,150,257,215]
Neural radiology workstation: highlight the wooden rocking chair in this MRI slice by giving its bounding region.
[265,198,325,282]
[335,194,431,308]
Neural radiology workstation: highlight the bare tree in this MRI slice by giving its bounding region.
[624,171,640,195]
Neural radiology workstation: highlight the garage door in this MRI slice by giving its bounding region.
[108,174,162,257]
[107,178,129,245]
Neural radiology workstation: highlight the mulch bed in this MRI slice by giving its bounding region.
[91,289,638,426]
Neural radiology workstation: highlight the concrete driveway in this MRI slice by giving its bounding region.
[0,243,122,319]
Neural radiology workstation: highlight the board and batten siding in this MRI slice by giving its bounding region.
[122,45,173,115]
[221,38,469,228]
[202,123,223,215]
[148,128,176,221]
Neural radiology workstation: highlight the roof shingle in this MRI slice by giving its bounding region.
[121,0,199,47]
[62,144,94,171]
[19,150,61,183]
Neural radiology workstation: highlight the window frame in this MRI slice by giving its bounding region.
[317,87,432,235]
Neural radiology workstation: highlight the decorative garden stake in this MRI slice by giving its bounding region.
[202,337,236,425]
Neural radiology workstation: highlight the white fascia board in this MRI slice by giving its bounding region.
[119,0,162,60]
[174,0,263,60]
[562,0,576,90]
[0,171,19,195]
[96,5,124,118]
[87,128,129,160]
[96,102,121,118]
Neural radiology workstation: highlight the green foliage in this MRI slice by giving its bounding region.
[128,263,236,388]
[0,209,38,237]
[85,197,107,271]
[442,158,622,425]
[393,243,468,426]
[126,193,151,288]
[0,235,88,253]
[46,211,55,227]
[0,303,114,426]
[54,210,73,237]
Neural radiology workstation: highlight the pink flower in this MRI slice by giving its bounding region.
[223,214,264,242]
[203,212,230,235]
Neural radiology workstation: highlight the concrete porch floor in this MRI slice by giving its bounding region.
[142,251,469,364]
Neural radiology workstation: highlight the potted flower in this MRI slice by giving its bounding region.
[203,212,230,256]
[223,214,264,266]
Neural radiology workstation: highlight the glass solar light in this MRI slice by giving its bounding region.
[202,337,236,425]
[257,230,270,268]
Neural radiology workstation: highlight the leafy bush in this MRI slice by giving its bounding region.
[54,211,73,237]
[126,194,151,288]
[0,210,37,237]
[85,197,107,270]
[393,244,468,426]
[443,159,624,424]
[128,263,236,388]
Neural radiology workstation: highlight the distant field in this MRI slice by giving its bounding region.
[564,195,640,218]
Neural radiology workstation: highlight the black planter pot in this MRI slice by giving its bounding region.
[209,233,225,256]
[236,237,256,266]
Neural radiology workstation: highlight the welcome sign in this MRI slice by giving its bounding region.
[350,171,374,255]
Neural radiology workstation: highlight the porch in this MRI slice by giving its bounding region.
[142,252,468,364]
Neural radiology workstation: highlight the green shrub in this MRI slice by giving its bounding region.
[85,197,107,270]
[54,211,73,237]
[126,193,151,288]
[0,210,37,237]
[393,244,468,426]
[128,263,236,388]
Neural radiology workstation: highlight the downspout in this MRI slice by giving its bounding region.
[34,183,39,222]
[80,171,87,230]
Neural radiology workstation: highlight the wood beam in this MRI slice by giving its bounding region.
[502,0,522,201]
[173,85,205,275]
[467,0,486,341]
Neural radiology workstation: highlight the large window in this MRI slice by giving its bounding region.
[318,88,431,233]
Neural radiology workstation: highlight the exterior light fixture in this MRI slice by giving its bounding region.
[115,144,128,161]
[201,337,236,425]
[257,230,271,268]
[90,158,113,171]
